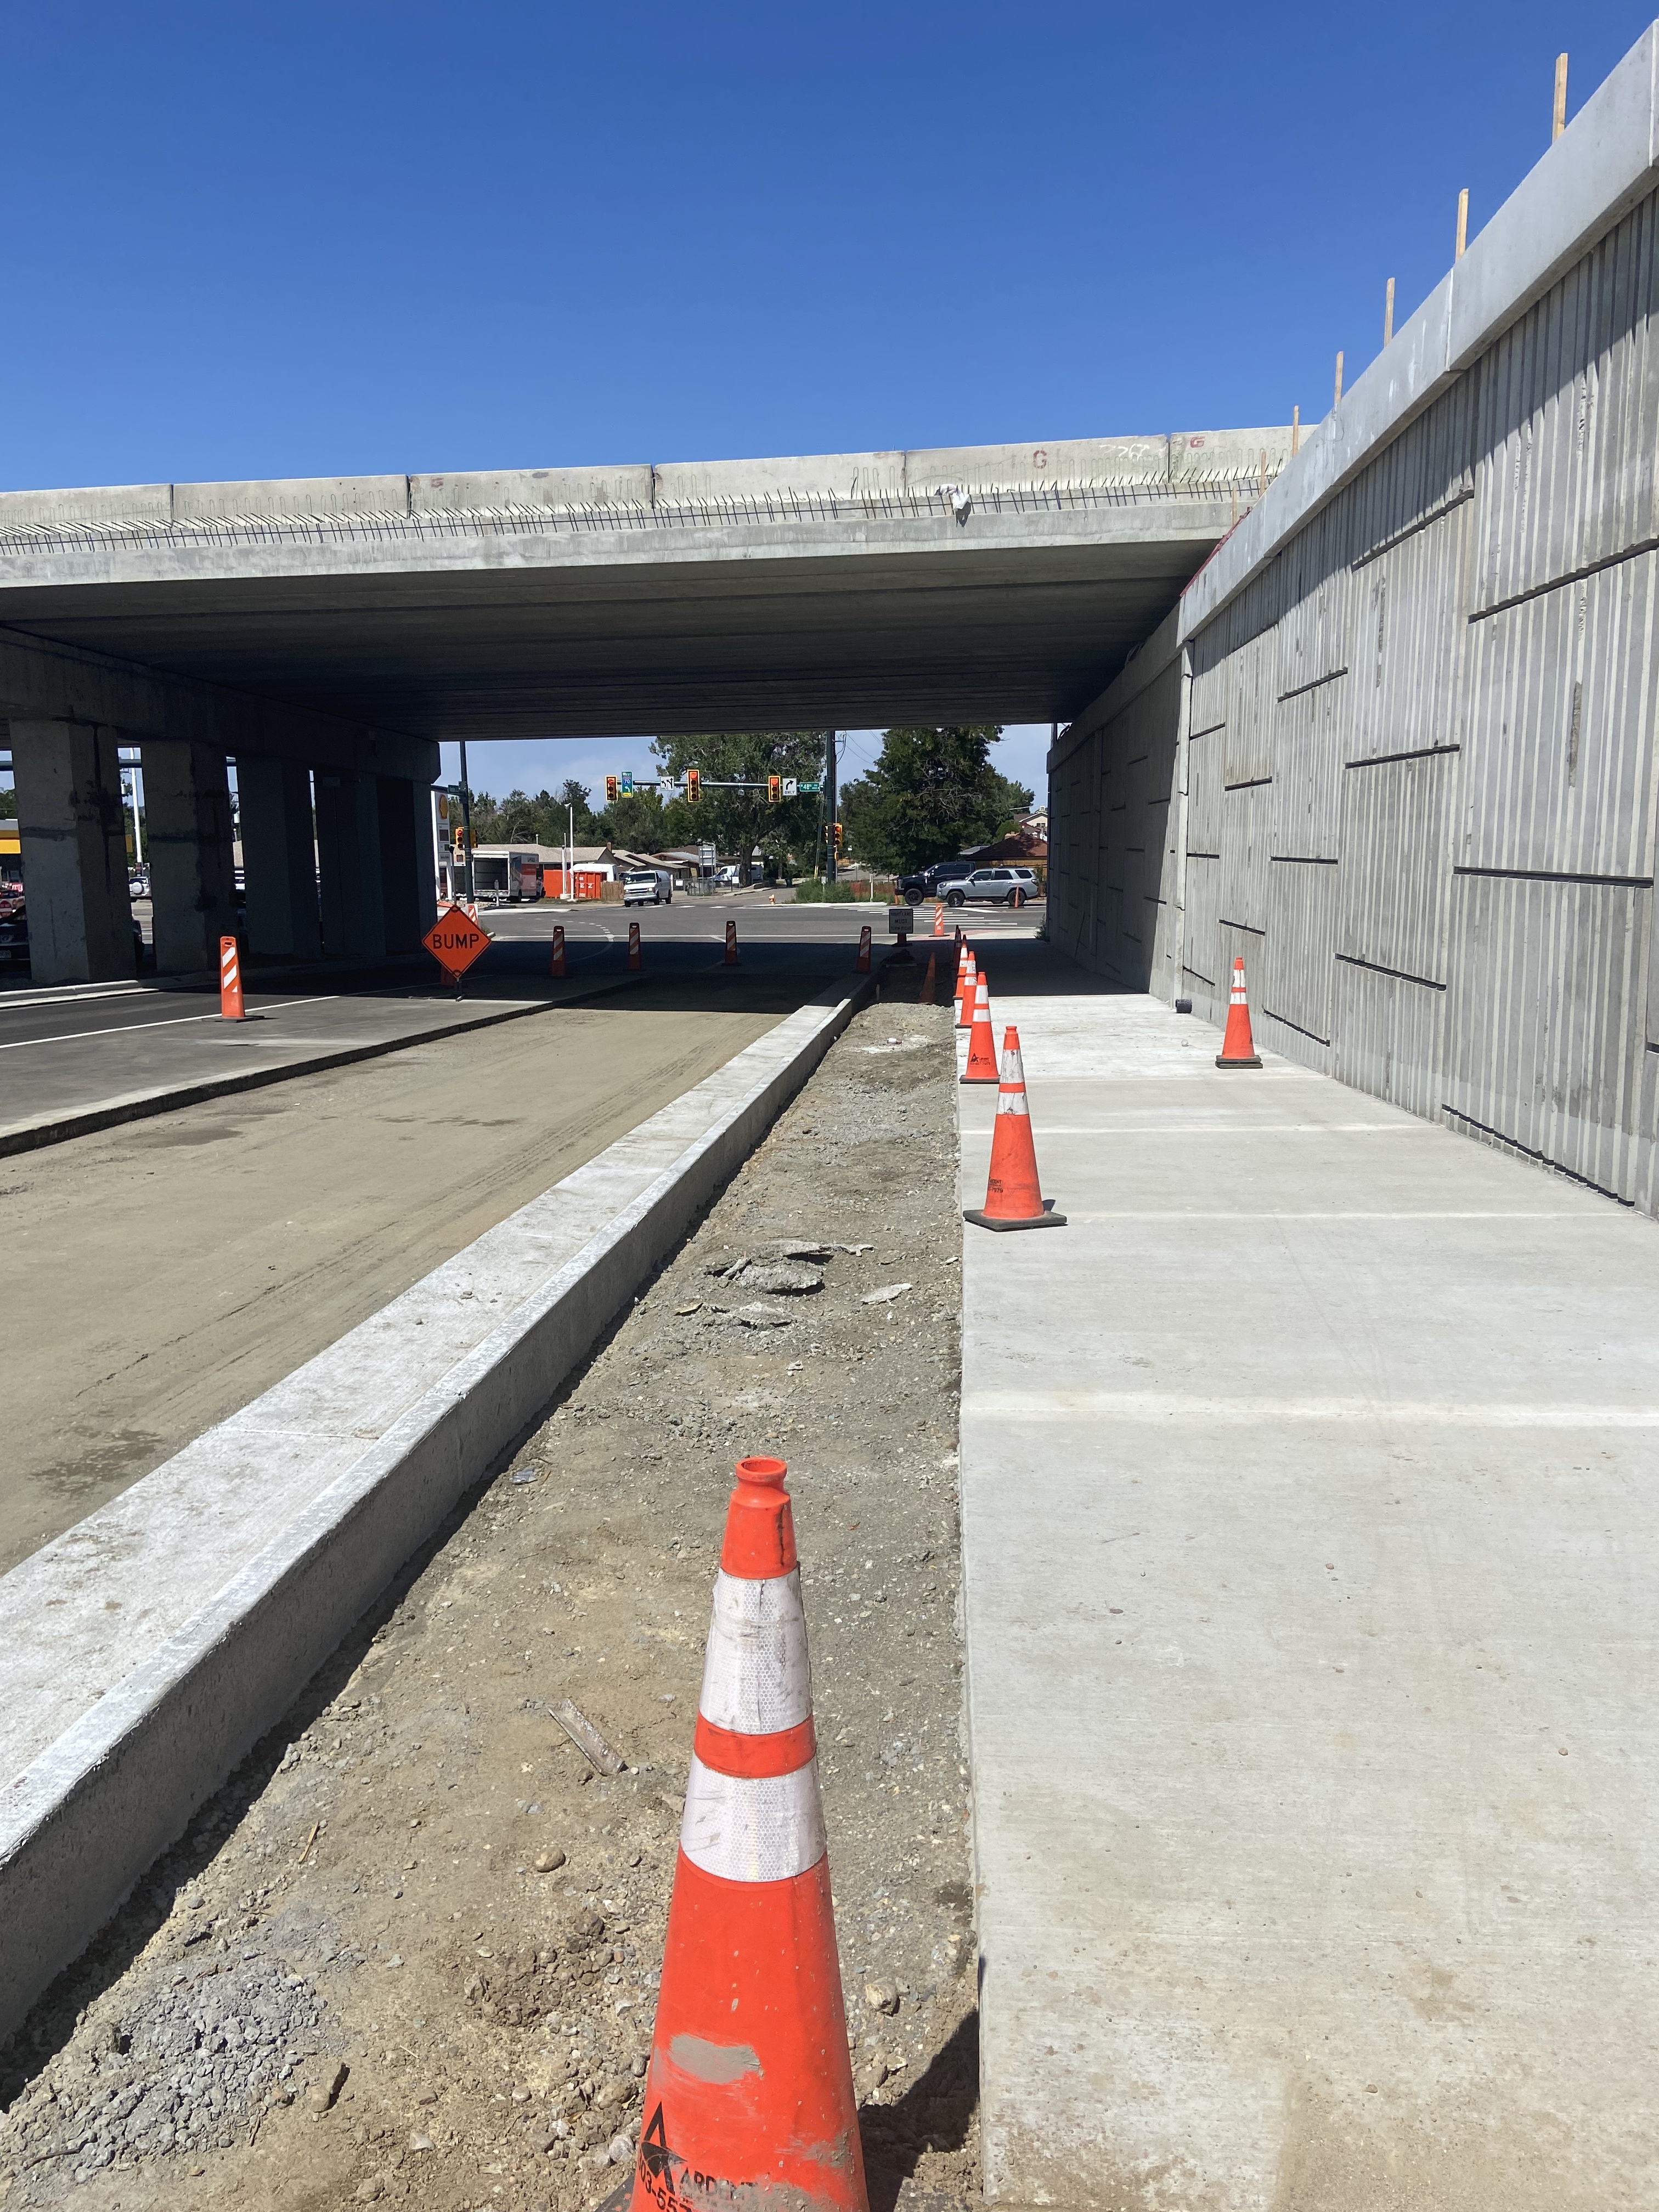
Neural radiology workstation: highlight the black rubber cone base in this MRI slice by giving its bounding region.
[1215,1054,1262,1068]
[963,1205,1067,1232]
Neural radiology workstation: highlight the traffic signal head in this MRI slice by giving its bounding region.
[605,775,619,805]
[686,768,701,804]
[833,821,844,852]
[768,774,782,804]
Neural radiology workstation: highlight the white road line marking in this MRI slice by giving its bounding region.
[0,996,336,1050]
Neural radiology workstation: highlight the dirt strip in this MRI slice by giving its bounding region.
[1,981,977,2212]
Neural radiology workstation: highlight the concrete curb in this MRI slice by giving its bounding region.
[0,971,873,2041]
[0,972,649,1158]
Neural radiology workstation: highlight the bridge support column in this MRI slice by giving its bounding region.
[315,771,385,961]
[239,756,320,961]
[140,740,237,975]
[376,776,437,952]
[9,720,134,984]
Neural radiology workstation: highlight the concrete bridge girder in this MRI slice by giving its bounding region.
[0,428,1299,980]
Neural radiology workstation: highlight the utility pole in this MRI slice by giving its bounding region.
[824,730,838,884]
[458,737,476,907]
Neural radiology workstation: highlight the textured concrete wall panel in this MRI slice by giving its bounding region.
[1444,875,1652,1198]
[1463,556,1659,881]
[1219,780,1271,939]
[1338,751,1459,986]
[1048,40,1659,1217]
[1262,857,1339,1054]
[1331,960,1447,1121]
[1271,675,1346,859]
[1474,197,1659,609]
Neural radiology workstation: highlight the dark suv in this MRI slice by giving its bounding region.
[895,859,976,902]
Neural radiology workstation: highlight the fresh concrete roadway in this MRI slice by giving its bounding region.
[957,950,1659,2208]
[1,967,821,1575]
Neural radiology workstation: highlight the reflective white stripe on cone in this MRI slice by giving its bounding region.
[964,1024,1065,1231]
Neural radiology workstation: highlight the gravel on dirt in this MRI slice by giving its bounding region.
[0,982,977,2212]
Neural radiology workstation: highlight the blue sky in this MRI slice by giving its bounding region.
[5,2,1646,804]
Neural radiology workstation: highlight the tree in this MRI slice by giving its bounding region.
[838,727,1032,874]
[651,731,828,878]
[597,787,666,851]
[464,781,603,845]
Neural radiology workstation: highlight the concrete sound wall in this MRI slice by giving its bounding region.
[1049,24,1659,1216]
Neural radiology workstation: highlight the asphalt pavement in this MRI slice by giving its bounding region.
[0,893,1041,1148]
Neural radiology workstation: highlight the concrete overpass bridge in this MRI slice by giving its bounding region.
[0,427,1292,981]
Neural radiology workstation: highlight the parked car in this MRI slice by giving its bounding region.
[942,866,1041,908]
[622,867,672,906]
[0,892,145,973]
[896,857,977,902]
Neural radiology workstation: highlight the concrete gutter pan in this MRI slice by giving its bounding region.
[0,972,870,2041]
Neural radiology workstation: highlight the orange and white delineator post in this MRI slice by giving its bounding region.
[631,1458,867,2212]
[964,1025,1065,1232]
[961,970,998,1083]
[1215,954,1261,1069]
[629,920,643,972]
[218,935,245,1021]
[855,925,872,974]
[551,924,566,979]
[954,949,976,1027]
[932,901,945,937]
[725,918,738,966]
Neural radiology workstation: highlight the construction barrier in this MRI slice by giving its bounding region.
[964,1024,1065,1231]
[631,1458,866,2212]
[629,921,642,972]
[1215,955,1262,1069]
[961,969,998,1083]
[551,924,566,979]
[218,936,245,1022]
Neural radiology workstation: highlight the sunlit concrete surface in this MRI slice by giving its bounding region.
[957,966,1659,2209]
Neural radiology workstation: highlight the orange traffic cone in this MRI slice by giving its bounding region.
[921,947,937,1005]
[961,970,998,1083]
[218,935,245,1021]
[964,1026,1065,1231]
[551,924,566,979]
[725,918,738,966]
[955,950,976,1028]
[629,920,642,972]
[631,1458,866,2212]
[1215,955,1261,1068]
[855,925,871,974]
[932,901,945,938]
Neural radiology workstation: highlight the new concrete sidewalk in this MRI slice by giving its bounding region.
[956,964,1659,2209]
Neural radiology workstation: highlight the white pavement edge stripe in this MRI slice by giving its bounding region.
[0,973,871,2044]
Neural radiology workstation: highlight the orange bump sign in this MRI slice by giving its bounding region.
[422,905,490,980]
